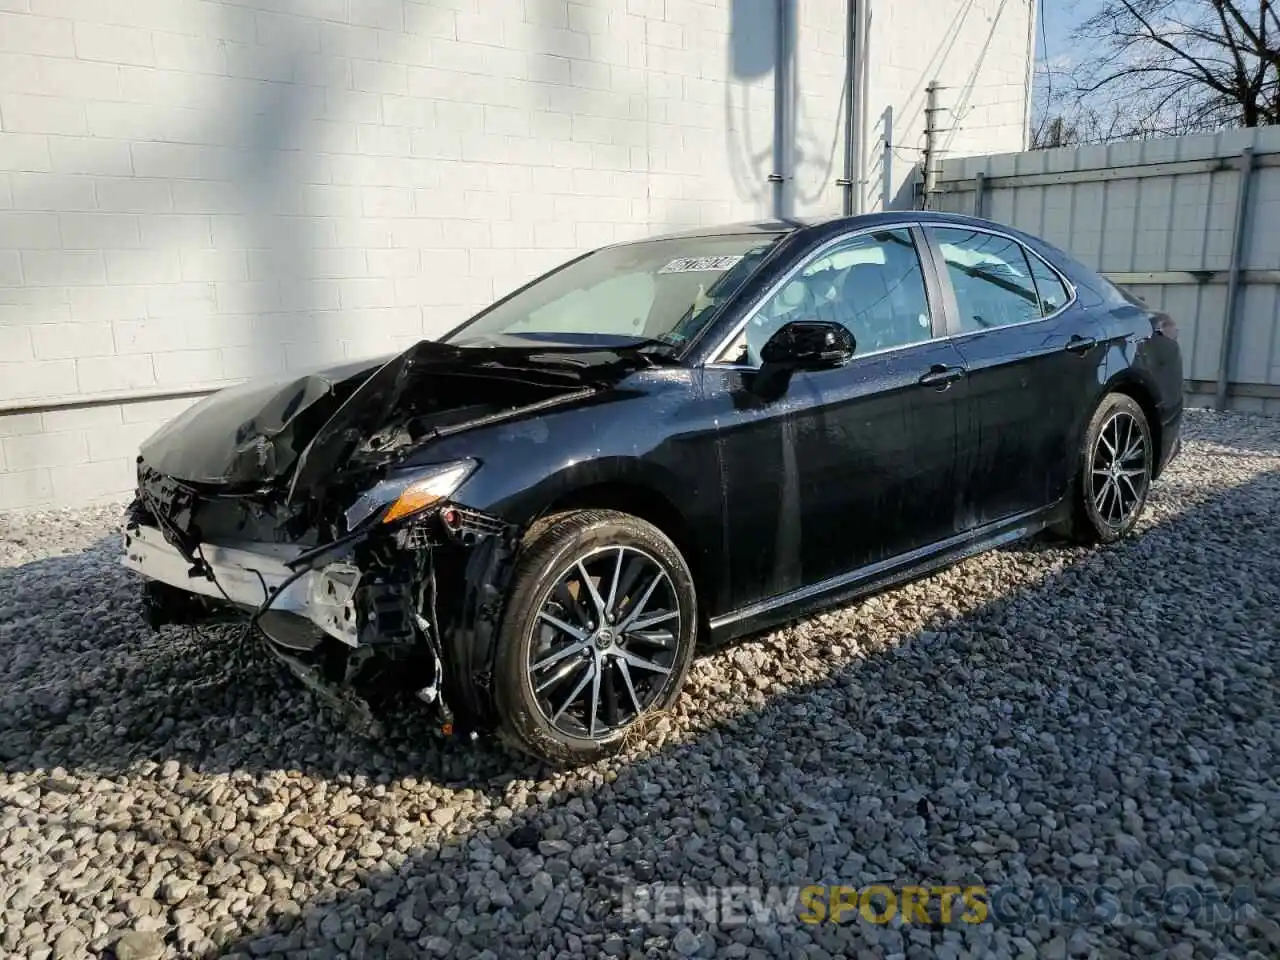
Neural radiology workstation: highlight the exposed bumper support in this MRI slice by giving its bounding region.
[120,523,360,647]
[122,500,522,735]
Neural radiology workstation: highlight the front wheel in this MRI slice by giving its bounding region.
[493,509,698,765]
[1064,392,1154,543]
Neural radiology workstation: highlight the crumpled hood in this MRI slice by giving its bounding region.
[138,355,391,487]
[138,336,657,494]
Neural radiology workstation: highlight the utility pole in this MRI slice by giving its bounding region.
[921,81,948,209]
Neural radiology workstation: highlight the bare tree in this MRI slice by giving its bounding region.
[1032,89,1137,147]
[1064,0,1280,138]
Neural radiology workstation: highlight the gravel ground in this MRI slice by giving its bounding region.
[1,409,1278,960]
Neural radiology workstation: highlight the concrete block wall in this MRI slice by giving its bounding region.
[0,0,1031,510]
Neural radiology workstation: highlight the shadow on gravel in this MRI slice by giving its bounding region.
[0,534,540,795]
[1,466,1277,957]
[201,468,1275,958]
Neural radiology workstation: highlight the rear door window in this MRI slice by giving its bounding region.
[932,228,1042,333]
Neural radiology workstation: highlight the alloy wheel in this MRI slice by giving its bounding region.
[1089,410,1150,528]
[526,545,681,740]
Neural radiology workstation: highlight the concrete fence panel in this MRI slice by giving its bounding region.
[929,125,1280,414]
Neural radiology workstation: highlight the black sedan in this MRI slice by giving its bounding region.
[122,211,1184,765]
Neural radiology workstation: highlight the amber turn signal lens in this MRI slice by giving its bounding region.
[378,461,477,525]
[382,488,445,525]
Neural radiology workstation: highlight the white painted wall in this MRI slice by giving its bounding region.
[862,0,1034,212]
[0,0,1031,509]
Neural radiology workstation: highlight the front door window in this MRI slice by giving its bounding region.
[716,228,935,365]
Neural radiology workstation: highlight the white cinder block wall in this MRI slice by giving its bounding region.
[0,0,1031,509]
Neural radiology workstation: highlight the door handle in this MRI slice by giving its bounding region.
[918,364,966,389]
[1065,335,1098,354]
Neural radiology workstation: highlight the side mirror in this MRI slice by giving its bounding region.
[759,320,855,370]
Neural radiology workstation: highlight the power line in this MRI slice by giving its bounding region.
[1039,0,1053,108]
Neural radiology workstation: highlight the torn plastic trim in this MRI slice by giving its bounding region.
[121,522,370,649]
[308,563,361,646]
[263,641,387,740]
[127,477,526,736]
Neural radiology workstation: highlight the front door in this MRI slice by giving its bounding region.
[704,226,969,611]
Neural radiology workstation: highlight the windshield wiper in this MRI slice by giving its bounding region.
[608,336,684,361]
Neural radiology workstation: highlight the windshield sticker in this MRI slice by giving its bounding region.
[658,255,744,274]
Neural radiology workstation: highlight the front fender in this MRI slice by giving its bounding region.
[432,456,696,731]
[501,455,692,523]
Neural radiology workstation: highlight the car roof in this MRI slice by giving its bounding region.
[632,210,1018,244]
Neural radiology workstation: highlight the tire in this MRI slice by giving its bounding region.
[1062,392,1154,544]
[493,509,698,765]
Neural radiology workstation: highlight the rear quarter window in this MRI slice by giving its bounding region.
[1026,253,1071,315]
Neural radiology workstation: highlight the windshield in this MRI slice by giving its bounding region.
[444,234,782,351]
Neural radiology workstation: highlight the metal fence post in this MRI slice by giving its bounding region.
[973,171,986,217]
[1216,146,1256,411]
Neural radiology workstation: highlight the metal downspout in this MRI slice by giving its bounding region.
[840,0,859,215]
[770,0,793,220]
[855,0,872,213]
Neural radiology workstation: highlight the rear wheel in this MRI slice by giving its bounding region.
[494,509,697,765]
[1064,392,1154,543]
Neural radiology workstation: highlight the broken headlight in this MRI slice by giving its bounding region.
[344,459,478,530]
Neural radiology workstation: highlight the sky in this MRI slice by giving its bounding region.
[1037,0,1107,72]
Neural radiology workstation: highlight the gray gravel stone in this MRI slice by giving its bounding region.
[50,928,83,960]
[1,410,1278,958]
[112,932,165,960]
[423,936,452,956]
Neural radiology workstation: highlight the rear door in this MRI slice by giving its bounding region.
[703,225,970,609]
[923,224,1103,527]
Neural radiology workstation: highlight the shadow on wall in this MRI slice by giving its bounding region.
[229,0,425,364]
[725,0,1009,219]
[724,0,842,217]
[6,0,610,387]
[5,0,428,382]
[888,0,980,164]
[235,39,321,327]
[869,104,928,212]
[938,0,1012,161]
[864,0,1006,213]
[725,0,778,213]
[1,453,1276,954]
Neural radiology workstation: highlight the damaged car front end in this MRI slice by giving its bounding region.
[119,226,790,765]
[123,339,621,742]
